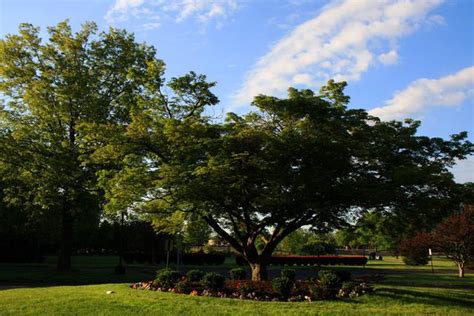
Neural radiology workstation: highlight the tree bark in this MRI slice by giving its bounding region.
[458,263,465,278]
[57,205,73,271]
[250,262,268,281]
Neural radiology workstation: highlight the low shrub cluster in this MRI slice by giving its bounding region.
[235,255,367,266]
[131,268,373,302]
[186,269,205,282]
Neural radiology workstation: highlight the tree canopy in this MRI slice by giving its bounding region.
[1,21,472,279]
[94,80,472,280]
[0,20,176,269]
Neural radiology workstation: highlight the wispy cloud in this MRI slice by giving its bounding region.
[105,0,239,30]
[232,0,445,109]
[370,66,474,120]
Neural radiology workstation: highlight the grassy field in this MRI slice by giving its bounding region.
[0,256,473,315]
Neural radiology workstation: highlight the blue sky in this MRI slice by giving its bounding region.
[1,0,473,182]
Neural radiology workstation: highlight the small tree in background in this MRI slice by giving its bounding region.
[184,214,212,248]
[400,232,432,266]
[432,205,474,278]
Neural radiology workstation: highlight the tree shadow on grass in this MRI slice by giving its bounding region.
[373,287,474,309]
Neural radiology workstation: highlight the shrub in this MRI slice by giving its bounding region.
[308,283,335,300]
[229,268,246,280]
[186,269,205,282]
[272,277,293,298]
[155,269,181,289]
[318,270,340,288]
[400,232,431,266]
[316,270,341,299]
[337,281,355,298]
[175,280,191,294]
[202,272,225,291]
[280,268,296,281]
[238,282,255,296]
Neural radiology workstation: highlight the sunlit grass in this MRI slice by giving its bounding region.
[1,278,473,315]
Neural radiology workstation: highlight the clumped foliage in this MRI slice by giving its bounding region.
[155,269,181,289]
[280,268,296,282]
[98,82,471,280]
[186,269,205,282]
[308,269,358,300]
[229,268,247,280]
[318,270,342,289]
[201,272,225,291]
[400,232,432,266]
[183,214,212,247]
[432,205,474,277]
[0,20,213,270]
[272,277,294,298]
[278,229,337,255]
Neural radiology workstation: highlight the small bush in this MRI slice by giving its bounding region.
[186,269,205,282]
[175,280,191,294]
[337,281,355,298]
[400,232,431,266]
[202,272,225,291]
[318,270,340,288]
[155,269,181,289]
[280,268,296,281]
[229,268,246,280]
[315,270,341,299]
[308,283,335,300]
[272,277,293,298]
[238,282,255,296]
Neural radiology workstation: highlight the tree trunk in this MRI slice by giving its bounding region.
[458,263,465,278]
[57,206,73,271]
[250,262,268,281]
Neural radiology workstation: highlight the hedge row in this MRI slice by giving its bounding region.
[236,255,367,266]
[123,252,226,265]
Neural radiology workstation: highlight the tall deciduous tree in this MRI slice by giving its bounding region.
[97,81,472,280]
[0,21,171,270]
[432,205,474,278]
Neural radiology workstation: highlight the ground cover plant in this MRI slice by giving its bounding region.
[131,267,373,302]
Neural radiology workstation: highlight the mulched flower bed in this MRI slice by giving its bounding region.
[130,276,375,302]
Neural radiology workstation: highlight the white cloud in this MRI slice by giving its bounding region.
[369,66,474,120]
[450,156,474,183]
[378,49,399,65]
[105,0,238,29]
[231,0,445,109]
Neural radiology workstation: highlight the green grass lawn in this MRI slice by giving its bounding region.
[0,256,473,315]
[1,278,473,315]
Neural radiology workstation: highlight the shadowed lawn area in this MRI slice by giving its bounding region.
[0,255,464,285]
[0,256,473,315]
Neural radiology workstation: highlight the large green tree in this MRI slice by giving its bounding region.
[96,81,472,280]
[0,21,174,270]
